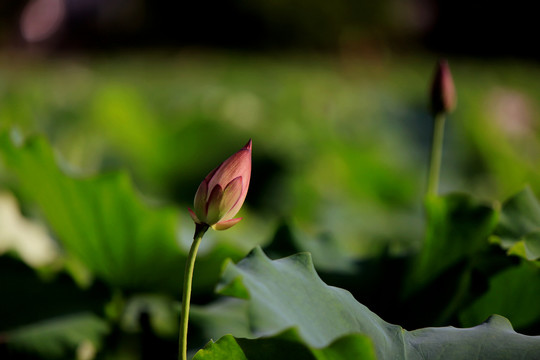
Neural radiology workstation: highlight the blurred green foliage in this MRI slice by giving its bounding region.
[2,54,539,251]
[1,53,540,359]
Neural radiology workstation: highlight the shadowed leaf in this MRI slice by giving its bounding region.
[0,256,109,359]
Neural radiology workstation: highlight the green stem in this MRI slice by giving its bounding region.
[427,113,446,196]
[179,223,209,360]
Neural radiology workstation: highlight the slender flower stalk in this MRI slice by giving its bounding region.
[179,140,252,360]
[427,60,456,196]
[427,113,446,196]
[178,223,208,360]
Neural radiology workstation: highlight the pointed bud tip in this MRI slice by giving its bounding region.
[437,59,449,68]
[430,59,456,116]
[243,139,252,151]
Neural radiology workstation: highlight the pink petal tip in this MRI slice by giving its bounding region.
[213,217,243,231]
[188,208,201,224]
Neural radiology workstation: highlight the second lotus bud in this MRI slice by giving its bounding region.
[430,59,456,116]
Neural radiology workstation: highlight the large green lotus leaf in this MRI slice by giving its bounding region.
[0,256,109,359]
[194,328,376,360]
[406,315,540,359]
[491,187,540,262]
[216,247,404,354]
[0,131,183,292]
[210,247,540,359]
[459,262,540,330]
[405,194,498,295]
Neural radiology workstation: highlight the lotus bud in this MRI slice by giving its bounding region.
[430,59,456,116]
[188,140,252,230]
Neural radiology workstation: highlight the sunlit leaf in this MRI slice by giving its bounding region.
[0,191,59,267]
[492,187,540,262]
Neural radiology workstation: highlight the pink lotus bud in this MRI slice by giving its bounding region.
[188,140,252,230]
[430,59,457,116]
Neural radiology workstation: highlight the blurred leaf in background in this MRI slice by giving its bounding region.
[491,187,540,262]
[0,130,252,295]
[0,255,110,359]
[0,131,184,293]
[459,187,540,332]
[2,55,540,258]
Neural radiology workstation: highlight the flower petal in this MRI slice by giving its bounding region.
[213,217,243,231]
[207,141,251,197]
[187,208,201,224]
[223,174,249,222]
[194,179,208,220]
[219,176,243,220]
[205,184,224,225]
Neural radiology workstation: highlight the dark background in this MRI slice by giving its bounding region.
[1,0,539,58]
